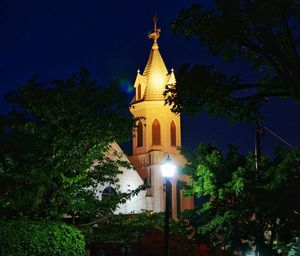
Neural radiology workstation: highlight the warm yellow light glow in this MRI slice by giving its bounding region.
[150,72,165,85]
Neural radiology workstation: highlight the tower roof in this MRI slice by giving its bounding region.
[131,17,176,103]
[142,43,169,100]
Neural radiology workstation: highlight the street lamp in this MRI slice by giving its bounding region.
[161,155,176,256]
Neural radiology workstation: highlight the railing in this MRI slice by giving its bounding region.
[128,151,167,170]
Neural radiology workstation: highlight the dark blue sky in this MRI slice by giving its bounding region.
[1,0,299,154]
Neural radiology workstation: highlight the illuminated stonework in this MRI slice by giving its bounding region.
[130,19,181,156]
[128,17,193,218]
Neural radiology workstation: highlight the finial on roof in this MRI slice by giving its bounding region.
[171,68,174,72]
[148,15,161,49]
[137,69,140,74]
[153,15,158,33]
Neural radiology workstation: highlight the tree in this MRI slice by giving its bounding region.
[165,0,300,122]
[180,144,300,255]
[0,68,142,224]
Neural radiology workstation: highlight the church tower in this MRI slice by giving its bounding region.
[128,17,193,218]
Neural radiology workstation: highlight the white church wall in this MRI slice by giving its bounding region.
[95,143,146,214]
[114,165,146,214]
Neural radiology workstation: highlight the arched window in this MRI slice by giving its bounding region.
[137,84,141,99]
[137,121,143,147]
[102,186,117,200]
[152,119,161,145]
[170,121,176,147]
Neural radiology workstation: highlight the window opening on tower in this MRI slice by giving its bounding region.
[137,121,143,147]
[152,119,161,145]
[170,120,176,147]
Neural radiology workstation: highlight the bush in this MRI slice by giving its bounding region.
[90,211,191,244]
[0,219,85,256]
[90,212,199,256]
[91,212,164,244]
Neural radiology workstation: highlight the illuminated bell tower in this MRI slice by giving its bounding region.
[129,17,193,217]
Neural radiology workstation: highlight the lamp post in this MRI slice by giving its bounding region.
[161,155,176,256]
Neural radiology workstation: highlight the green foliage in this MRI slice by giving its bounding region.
[165,0,300,122]
[91,212,161,244]
[0,68,142,224]
[88,211,198,255]
[90,211,189,244]
[0,219,85,256]
[181,144,300,255]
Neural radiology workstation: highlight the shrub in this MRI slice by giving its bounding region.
[0,219,85,256]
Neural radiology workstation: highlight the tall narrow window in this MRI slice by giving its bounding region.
[137,84,141,99]
[137,121,143,147]
[170,121,176,147]
[152,119,161,145]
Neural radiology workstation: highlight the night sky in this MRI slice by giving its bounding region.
[1,0,299,155]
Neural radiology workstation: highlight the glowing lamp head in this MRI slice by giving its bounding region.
[161,155,176,178]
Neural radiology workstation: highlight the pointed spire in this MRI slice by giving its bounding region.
[167,68,176,85]
[148,15,161,49]
[130,16,173,102]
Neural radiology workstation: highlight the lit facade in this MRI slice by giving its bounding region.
[96,18,194,217]
[128,18,194,218]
